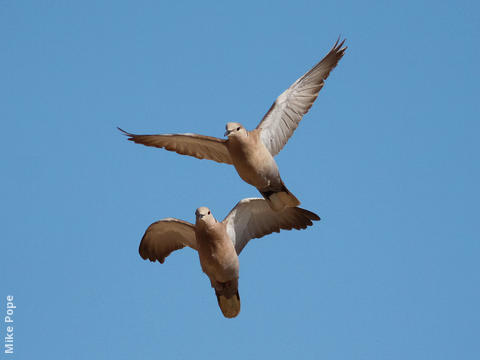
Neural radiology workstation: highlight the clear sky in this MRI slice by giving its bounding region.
[1,1,479,359]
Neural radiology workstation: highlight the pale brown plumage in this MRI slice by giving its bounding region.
[139,218,197,264]
[118,132,233,164]
[119,38,346,211]
[138,198,320,318]
[257,38,346,156]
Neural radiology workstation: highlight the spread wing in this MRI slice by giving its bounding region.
[138,218,198,264]
[257,38,346,156]
[222,198,320,255]
[118,128,233,164]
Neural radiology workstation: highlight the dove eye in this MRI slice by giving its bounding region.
[208,211,211,215]
[236,127,240,131]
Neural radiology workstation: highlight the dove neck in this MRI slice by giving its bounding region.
[196,218,217,232]
[195,221,224,245]
[227,131,257,153]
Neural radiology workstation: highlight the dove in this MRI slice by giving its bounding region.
[119,38,346,211]
[138,198,320,318]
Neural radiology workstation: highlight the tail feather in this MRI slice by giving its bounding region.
[261,183,300,211]
[268,191,300,211]
[216,291,241,318]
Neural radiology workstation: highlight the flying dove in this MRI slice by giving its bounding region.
[119,39,346,211]
[138,198,320,318]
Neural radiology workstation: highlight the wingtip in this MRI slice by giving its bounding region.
[309,212,321,221]
[117,126,130,136]
[117,127,137,142]
[333,36,347,52]
[298,207,321,222]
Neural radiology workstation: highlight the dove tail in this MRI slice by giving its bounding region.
[261,184,301,211]
[213,279,240,318]
[216,291,241,319]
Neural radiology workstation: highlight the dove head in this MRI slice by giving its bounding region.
[195,206,216,226]
[224,122,247,138]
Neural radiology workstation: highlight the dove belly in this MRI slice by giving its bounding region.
[199,245,239,283]
[197,229,239,283]
[230,144,281,189]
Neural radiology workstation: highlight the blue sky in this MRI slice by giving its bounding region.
[1,1,479,359]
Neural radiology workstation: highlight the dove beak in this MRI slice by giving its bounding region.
[224,130,231,137]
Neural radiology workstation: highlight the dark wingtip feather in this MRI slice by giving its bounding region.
[329,37,347,61]
[333,35,347,50]
[297,207,321,221]
[138,240,148,260]
[117,127,138,142]
[117,126,128,134]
